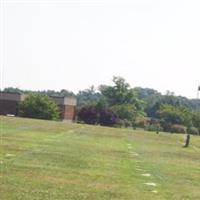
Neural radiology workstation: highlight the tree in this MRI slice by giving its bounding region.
[99,77,141,107]
[18,94,59,120]
[2,87,75,97]
[158,104,192,132]
[3,87,22,93]
[77,86,102,108]
[99,77,144,127]
[111,104,139,127]
[192,112,200,134]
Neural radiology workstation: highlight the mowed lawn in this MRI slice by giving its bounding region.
[0,116,200,200]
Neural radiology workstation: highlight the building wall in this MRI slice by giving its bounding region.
[0,92,20,115]
[0,100,18,115]
[58,105,76,121]
[51,96,76,121]
[64,105,76,121]
[0,92,77,121]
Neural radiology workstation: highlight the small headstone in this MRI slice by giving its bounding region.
[141,173,151,177]
[144,182,157,186]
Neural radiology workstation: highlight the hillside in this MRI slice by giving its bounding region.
[1,116,200,200]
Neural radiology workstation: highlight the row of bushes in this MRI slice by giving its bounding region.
[77,105,141,128]
[17,93,200,135]
[77,106,119,126]
[144,123,199,135]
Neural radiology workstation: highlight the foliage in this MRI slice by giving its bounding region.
[77,105,119,126]
[3,87,75,97]
[99,77,144,127]
[158,104,192,131]
[192,112,200,132]
[99,77,142,108]
[111,104,139,127]
[77,105,99,124]
[170,124,187,134]
[77,86,102,108]
[18,94,59,120]
[145,94,182,118]
[135,87,200,117]
[134,87,161,99]
[112,119,132,128]
[187,127,199,135]
[3,81,200,130]
[3,87,22,93]
[99,108,119,126]
[144,124,163,132]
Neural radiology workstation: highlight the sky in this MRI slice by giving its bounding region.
[0,0,200,98]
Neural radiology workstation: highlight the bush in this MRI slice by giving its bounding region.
[123,119,132,127]
[170,124,187,134]
[78,105,120,126]
[77,105,99,124]
[18,94,59,120]
[114,119,125,128]
[192,112,200,133]
[187,127,199,135]
[99,108,119,126]
[145,124,163,132]
[135,119,145,128]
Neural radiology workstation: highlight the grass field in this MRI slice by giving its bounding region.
[0,116,200,200]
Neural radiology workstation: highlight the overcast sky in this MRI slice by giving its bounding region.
[1,0,200,98]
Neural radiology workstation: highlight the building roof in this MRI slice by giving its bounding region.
[0,92,76,106]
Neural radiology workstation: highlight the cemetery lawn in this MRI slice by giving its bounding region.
[1,116,200,200]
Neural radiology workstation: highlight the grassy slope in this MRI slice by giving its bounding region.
[0,116,200,200]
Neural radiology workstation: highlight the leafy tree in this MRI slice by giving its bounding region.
[39,89,75,97]
[77,86,102,108]
[134,87,161,99]
[2,87,75,97]
[158,104,192,132]
[135,87,200,117]
[145,94,181,118]
[99,77,144,127]
[18,94,59,120]
[111,104,140,127]
[192,112,200,133]
[99,77,141,107]
[3,87,22,93]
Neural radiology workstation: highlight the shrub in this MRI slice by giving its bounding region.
[77,105,99,124]
[18,94,59,120]
[99,108,119,126]
[170,124,187,134]
[192,112,200,133]
[78,105,120,126]
[187,127,199,135]
[145,124,163,132]
[123,119,132,128]
[159,104,192,129]
[115,119,125,128]
[135,119,145,128]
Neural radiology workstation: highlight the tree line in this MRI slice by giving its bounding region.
[2,77,200,134]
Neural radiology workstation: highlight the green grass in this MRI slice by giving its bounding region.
[0,116,200,200]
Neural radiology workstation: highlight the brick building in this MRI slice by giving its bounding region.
[0,92,76,121]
